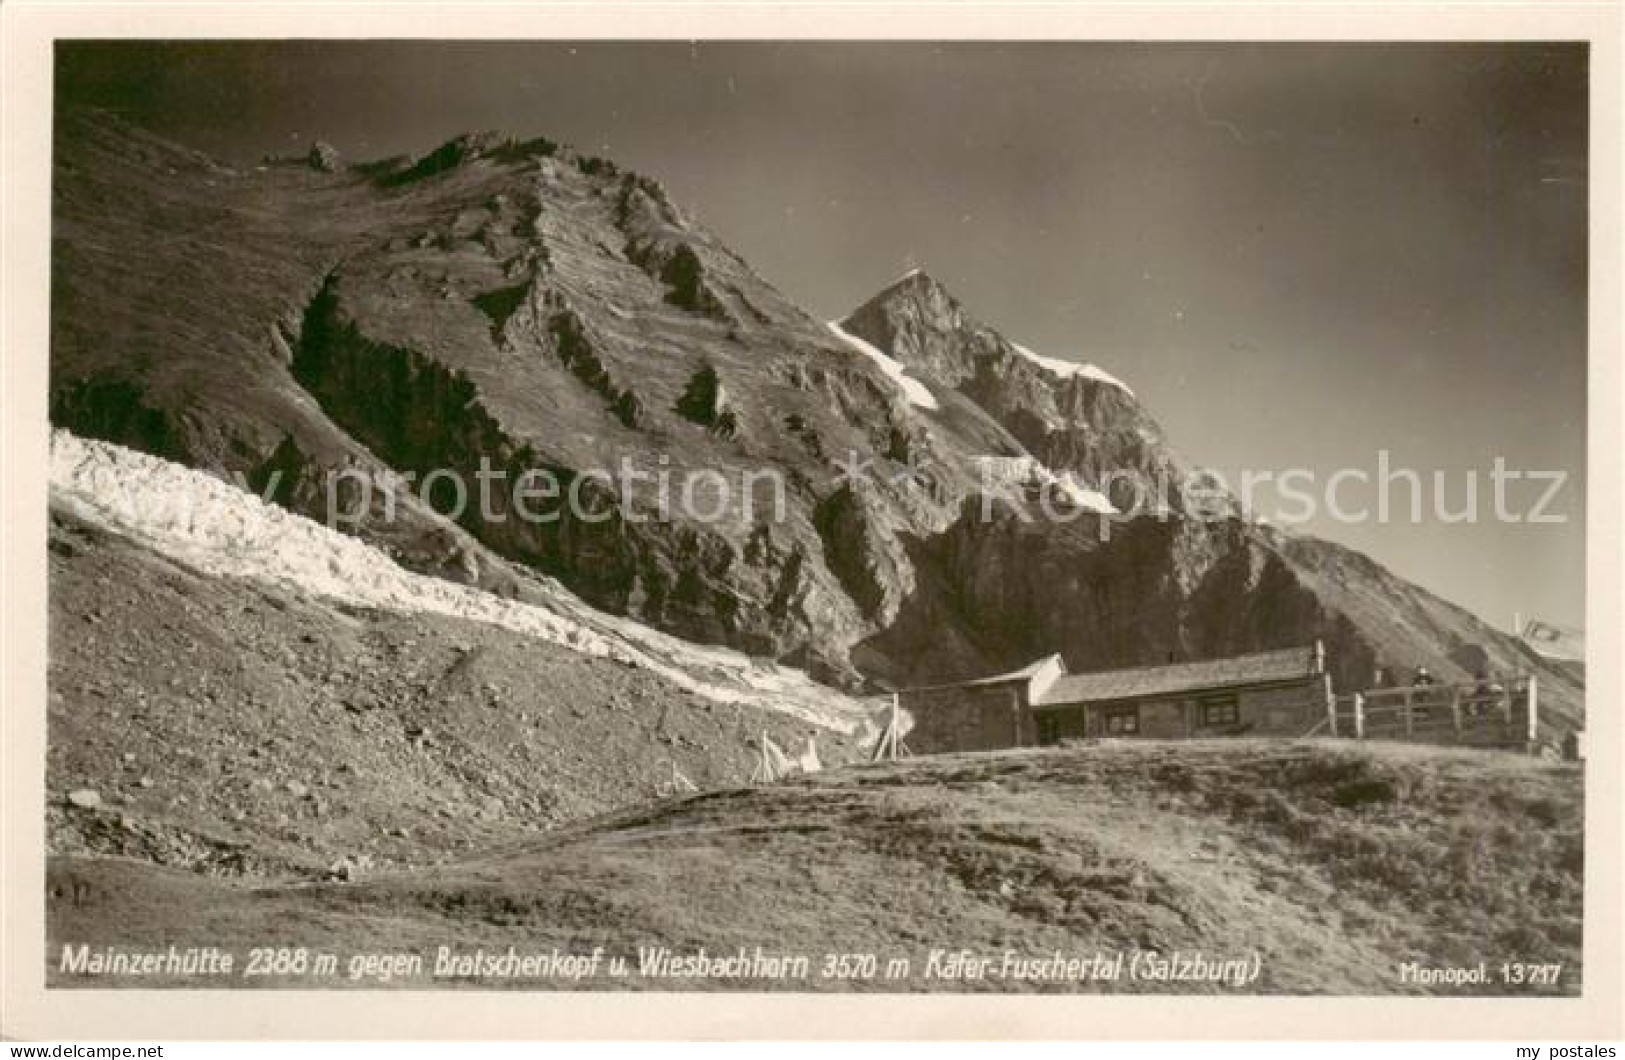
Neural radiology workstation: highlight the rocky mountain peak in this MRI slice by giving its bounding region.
[848,264,961,322]
[364,128,572,188]
[836,264,1195,515]
[874,266,947,299]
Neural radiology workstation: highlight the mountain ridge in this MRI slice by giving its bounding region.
[47,107,1582,735]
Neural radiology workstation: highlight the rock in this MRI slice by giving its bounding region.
[285,779,310,798]
[308,141,343,173]
[675,365,729,429]
[327,853,377,881]
[137,776,153,789]
[66,789,101,810]
[812,483,912,625]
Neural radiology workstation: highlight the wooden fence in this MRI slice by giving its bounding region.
[1328,674,1539,752]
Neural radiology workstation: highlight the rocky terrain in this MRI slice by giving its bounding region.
[48,108,1584,730]
[38,109,1590,996]
[48,454,867,881]
[50,431,869,732]
[50,741,1582,994]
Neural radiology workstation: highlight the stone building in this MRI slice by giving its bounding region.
[899,644,1332,754]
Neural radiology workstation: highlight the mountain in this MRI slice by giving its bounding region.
[51,109,994,688]
[48,108,1581,736]
[838,269,1206,517]
[835,275,1584,734]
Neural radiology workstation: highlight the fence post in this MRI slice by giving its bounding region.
[1450,685,1462,739]
[1353,692,1365,741]
[1404,688,1414,738]
[1526,673,1540,752]
[1325,676,1338,737]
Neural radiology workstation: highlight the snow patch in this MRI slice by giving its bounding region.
[971,455,1118,514]
[1012,342,1134,396]
[49,431,867,733]
[826,320,940,410]
[1057,481,1119,515]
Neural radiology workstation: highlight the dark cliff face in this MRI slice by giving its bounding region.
[49,108,1580,727]
[839,273,1214,518]
[855,501,1372,691]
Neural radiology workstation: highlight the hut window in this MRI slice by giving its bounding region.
[1200,695,1240,727]
[1103,706,1140,735]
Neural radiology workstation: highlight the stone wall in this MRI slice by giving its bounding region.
[901,682,1026,754]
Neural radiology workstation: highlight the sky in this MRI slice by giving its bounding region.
[56,41,1589,630]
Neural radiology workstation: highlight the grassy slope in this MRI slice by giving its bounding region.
[49,740,1581,995]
